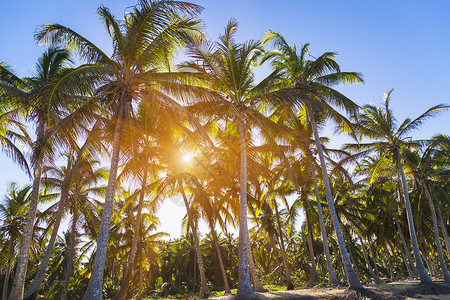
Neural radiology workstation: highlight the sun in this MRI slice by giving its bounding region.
[181,153,192,164]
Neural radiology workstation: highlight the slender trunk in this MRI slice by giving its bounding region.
[137,257,143,300]
[435,197,450,260]
[369,246,381,278]
[210,226,231,294]
[306,213,318,288]
[380,246,390,280]
[310,115,363,290]
[246,238,267,292]
[83,108,124,300]
[395,218,417,276]
[419,240,436,276]
[357,234,382,284]
[114,170,149,300]
[395,231,415,278]
[8,151,44,300]
[25,156,73,300]
[331,237,346,283]
[309,159,339,286]
[2,239,13,300]
[236,119,256,300]
[61,210,77,300]
[385,244,395,280]
[395,152,432,283]
[177,179,210,298]
[421,180,450,282]
[273,200,293,290]
[192,249,197,294]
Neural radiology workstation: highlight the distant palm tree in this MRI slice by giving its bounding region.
[36,1,203,298]
[262,31,364,289]
[345,89,448,283]
[0,183,31,300]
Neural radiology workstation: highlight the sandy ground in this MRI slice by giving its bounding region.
[209,280,450,300]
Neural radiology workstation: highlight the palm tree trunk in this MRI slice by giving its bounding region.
[309,159,339,286]
[137,257,143,300]
[369,246,381,278]
[114,170,149,300]
[83,108,124,300]
[210,226,231,294]
[25,156,73,300]
[61,209,77,300]
[395,232,415,278]
[421,180,450,282]
[394,217,417,276]
[331,237,346,282]
[2,239,13,300]
[306,212,318,288]
[419,240,437,276]
[310,115,363,290]
[395,152,432,283]
[236,119,256,300]
[273,200,294,290]
[435,198,450,260]
[8,153,44,300]
[246,238,266,292]
[357,234,382,284]
[177,179,210,298]
[384,245,394,280]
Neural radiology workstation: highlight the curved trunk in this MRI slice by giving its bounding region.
[395,152,432,283]
[247,238,267,292]
[421,180,450,282]
[210,225,231,294]
[8,152,44,300]
[395,230,415,278]
[309,160,339,286]
[310,115,363,290]
[25,156,73,300]
[178,179,210,298]
[61,209,78,300]
[114,169,148,300]
[83,109,124,300]
[236,119,256,300]
[394,218,418,276]
[2,239,13,300]
[273,200,294,290]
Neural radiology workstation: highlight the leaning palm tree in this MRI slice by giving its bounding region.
[344,89,448,283]
[35,1,203,298]
[4,47,92,300]
[262,31,364,289]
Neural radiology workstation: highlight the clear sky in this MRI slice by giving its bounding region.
[1,0,449,236]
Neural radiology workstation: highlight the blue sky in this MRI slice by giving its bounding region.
[1,0,449,236]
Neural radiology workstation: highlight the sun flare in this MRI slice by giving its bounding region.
[181,153,192,164]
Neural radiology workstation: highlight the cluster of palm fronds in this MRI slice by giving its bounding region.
[0,1,448,299]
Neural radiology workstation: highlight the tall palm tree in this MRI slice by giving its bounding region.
[36,1,203,298]
[181,20,297,298]
[344,90,448,283]
[0,183,32,300]
[4,47,92,300]
[262,31,364,289]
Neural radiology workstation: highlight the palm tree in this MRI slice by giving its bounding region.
[344,89,448,283]
[3,47,92,300]
[36,1,203,298]
[262,31,364,289]
[0,183,32,300]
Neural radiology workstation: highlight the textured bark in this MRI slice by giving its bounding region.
[310,116,363,290]
[273,200,294,290]
[178,179,210,298]
[210,226,231,294]
[114,170,148,300]
[2,239,13,300]
[309,160,339,286]
[236,119,256,300]
[395,152,432,283]
[25,156,73,300]
[83,110,123,300]
[61,209,77,300]
[8,153,43,300]
[358,235,382,284]
[422,180,450,282]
